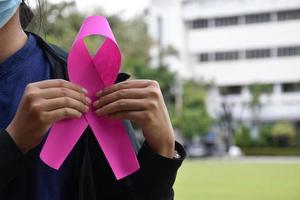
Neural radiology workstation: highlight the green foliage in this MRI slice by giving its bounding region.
[107,15,153,74]
[235,125,253,147]
[27,1,172,93]
[257,124,273,147]
[84,36,105,56]
[295,127,300,147]
[26,1,213,138]
[28,1,152,71]
[182,81,206,108]
[177,81,211,138]
[27,1,84,50]
[248,83,273,108]
[271,122,297,147]
[235,123,299,148]
[177,108,211,138]
[248,83,273,128]
[241,147,300,156]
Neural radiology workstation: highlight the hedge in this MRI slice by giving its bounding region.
[241,147,300,156]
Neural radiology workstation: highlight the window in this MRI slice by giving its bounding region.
[245,13,271,24]
[246,49,271,59]
[188,9,300,29]
[199,53,209,62]
[187,8,300,30]
[215,51,239,61]
[215,16,239,27]
[219,86,242,95]
[192,19,208,29]
[197,46,300,63]
[278,46,300,57]
[249,84,273,94]
[278,9,300,21]
[282,82,300,93]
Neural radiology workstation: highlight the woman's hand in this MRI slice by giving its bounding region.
[6,79,90,153]
[93,80,175,158]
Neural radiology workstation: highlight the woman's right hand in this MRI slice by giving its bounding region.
[6,79,90,154]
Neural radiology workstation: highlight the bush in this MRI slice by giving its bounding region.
[257,124,273,147]
[241,147,300,156]
[295,127,300,147]
[271,122,296,147]
[235,125,253,147]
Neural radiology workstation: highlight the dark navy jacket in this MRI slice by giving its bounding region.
[0,32,185,200]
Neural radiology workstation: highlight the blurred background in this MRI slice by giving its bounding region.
[26,0,300,199]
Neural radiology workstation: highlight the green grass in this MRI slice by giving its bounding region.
[174,160,300,200]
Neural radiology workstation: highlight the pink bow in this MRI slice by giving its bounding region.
[40,16,140,180]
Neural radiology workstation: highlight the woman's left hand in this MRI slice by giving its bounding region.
[93,80,175,158]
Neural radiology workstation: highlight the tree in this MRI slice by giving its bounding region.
[218,101,235,152]
[28,1,214,138]
[176,80,211,138]
[28,0,177,113]
[27,1,85,50]
[248,83,273,137]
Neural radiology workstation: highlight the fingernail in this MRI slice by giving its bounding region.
[82,88,88,94]
[86,97,91,104]
[93,100,99,107]
[94,109,103,116]
[84,106,89,112]
[96,90,103,97]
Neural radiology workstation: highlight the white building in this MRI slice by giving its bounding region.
[148,0,300,126]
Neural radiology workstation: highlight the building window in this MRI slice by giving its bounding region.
[197,46,300,63]
[278,46,300,57]
[282,82,300,93]
[192,19,208,29]
[219,86,242,96]
[215,51,239,61]
[199,53,209,62]
[215,16,239,27]
[245,13,271,24]
[187,8,300,30]
[246,49,271,59]
[278,9,300,21]
[248,84,274,94]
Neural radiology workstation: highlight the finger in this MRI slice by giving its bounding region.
[42,97,89,113]
[93,88,147,109]
[108,110,146,123]
[96,80,151,97]
[94,99,147,116]
[38,87,91,105]
[45,108,83,123]
[34,79,87,94]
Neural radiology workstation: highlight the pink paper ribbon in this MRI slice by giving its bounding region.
[40,15,140,180]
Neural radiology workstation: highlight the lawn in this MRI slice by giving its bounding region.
[174,160,300,200]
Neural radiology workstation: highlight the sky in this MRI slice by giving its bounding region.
[49,0,150,18]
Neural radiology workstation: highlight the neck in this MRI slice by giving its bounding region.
[0,10,28,64]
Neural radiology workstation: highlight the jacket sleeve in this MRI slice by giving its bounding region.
[131,141,186,200]
[0,130,27,191]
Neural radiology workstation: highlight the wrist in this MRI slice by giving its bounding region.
[156,140,175,158]
[146,130,175,159]
[6,122,32,154]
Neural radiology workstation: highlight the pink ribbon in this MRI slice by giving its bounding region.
[40,15,140,180]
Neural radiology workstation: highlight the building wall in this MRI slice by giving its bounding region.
[148,0,300,123]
